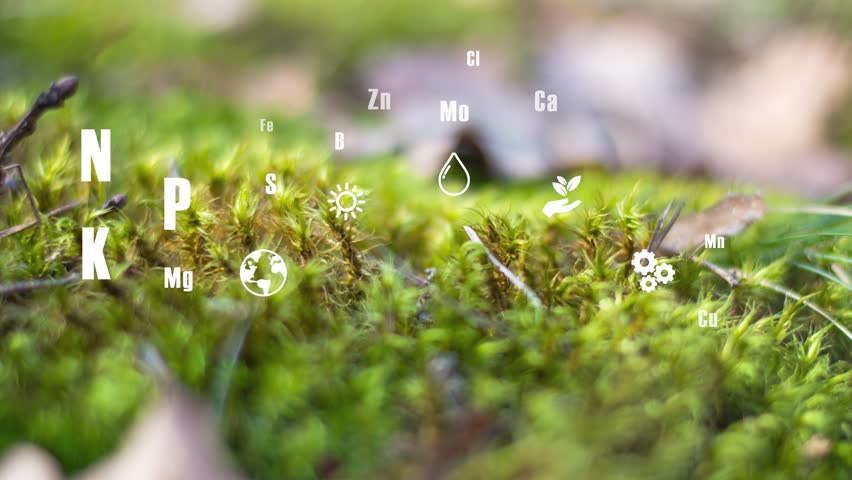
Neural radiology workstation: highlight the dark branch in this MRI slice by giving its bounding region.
[0,193,127,240]
[0,76,79,163]
[0,200,82,240]
[649,199,684,253]
[0,272,80,297]
[98,193,128,214]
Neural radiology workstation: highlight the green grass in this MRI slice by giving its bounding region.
[0,79,850,479]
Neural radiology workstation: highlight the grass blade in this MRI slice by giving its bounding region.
[805,251,852,265]
[793,262,852,291]
[760,232,852,245]
[773,206,852,217]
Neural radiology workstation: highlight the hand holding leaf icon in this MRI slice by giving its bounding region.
[543,176,582,217]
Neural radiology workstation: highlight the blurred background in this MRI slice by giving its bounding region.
[2,0,850,196]
[1,1,851,479]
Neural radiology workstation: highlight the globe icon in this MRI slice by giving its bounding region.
[240,249,288,297]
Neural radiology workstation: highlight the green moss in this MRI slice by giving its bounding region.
[0,72,850,480]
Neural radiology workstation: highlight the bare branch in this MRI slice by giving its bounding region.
[0,76,79,163]
[693,256,740,287]
[0,193,127,240]
[0,272,79,297]
[0,200,82,239]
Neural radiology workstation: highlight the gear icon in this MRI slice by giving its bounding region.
[640,275,658,292]
[654,263,675,284]
[632,249,657,276]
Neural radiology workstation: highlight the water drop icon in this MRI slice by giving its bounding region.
[438,152,471,197]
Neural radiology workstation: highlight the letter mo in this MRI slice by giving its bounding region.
[440,101,469,122]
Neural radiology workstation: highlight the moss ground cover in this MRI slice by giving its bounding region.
[1,0,851,477]
[0,82,849,478]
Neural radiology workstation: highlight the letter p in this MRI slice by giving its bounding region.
[164,177,191,230]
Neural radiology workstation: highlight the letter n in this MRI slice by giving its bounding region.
[81,129,111,182]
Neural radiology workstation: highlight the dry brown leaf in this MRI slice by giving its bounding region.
[699,29,852,195]
[802,434,832,460]
[74,387,247,480]
[0,445,63,480]
[0,386,250,480]
[659,194,767,254]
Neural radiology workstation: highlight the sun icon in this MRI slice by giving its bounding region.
[328,182,366,221]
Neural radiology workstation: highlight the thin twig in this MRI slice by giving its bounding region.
[0,76,80,246]
[0,272,79,297]
[681,259,850,341]
[643,198,848,339]
[693,256,739,287]
[756,278,852,341]
[0,200,82,239]
[463,225,543,309]
[0,192,128,240]
[0,76,79,163]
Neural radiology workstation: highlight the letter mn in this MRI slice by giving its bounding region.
[81,129,111,182]
[704,234,726,249]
